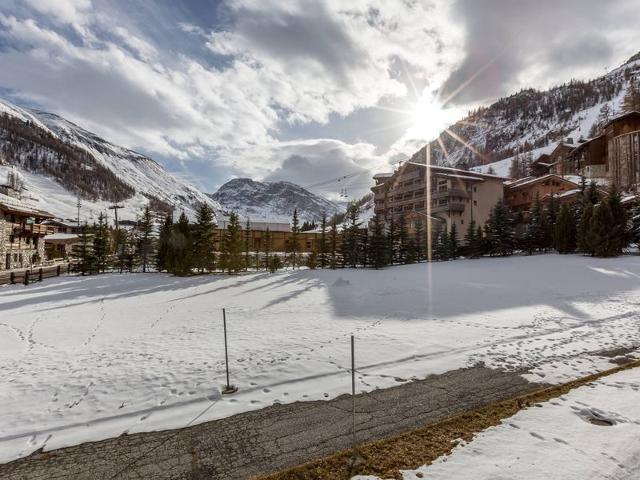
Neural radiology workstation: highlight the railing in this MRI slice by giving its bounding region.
[0,263,74,286]
[431,202,465,214]
[11,223,57,235]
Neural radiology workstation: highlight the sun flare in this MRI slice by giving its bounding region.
[407,91,462,141]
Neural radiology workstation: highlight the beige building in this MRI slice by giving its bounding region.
[372,162,505,242]
[0,191,55,270]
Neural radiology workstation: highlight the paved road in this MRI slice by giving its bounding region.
[0,366,542,480]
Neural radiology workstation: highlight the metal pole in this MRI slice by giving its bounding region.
[222,308,237,394]
[351,334,356,456]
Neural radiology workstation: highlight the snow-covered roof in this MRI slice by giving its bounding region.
[44,233,80,242]
[405,162,508,181]
[373,172,393,179]
[43,218,79,228]
[0,192,55,218]
[505,174,579,189]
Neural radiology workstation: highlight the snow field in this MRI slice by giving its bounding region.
[1,254,640,463]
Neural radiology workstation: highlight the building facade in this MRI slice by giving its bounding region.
[0,192,55,271]
[504,174,579,216]
[605,111,640,189]
[372,162,505,242]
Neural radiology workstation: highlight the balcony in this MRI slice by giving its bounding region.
[431,202,465,214]
[431,188,470,200]
[12,223,56,236]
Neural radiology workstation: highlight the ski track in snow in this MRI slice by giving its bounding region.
[1,254,640,463]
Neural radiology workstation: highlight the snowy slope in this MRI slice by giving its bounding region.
[210,177,340,222]
[422,52,640,175]
[1,254,640,462]
[0,98,220,221]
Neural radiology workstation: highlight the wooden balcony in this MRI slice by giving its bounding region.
[12,223,56,235]
[431,202,465,214]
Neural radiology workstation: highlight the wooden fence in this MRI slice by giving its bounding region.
[0,263,74,286]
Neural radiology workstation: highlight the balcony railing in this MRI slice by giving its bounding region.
[12,223,56,235]
[431,202,465,214]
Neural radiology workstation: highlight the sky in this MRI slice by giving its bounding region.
[0,0,639,200]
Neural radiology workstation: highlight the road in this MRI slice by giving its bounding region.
[0,365,542,480]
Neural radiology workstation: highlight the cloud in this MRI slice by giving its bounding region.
[441,0,640,106]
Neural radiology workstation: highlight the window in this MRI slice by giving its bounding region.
[473,200,477,206]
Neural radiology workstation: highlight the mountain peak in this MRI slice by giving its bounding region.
[210,178,339,221]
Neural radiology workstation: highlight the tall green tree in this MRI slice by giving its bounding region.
[449,223,459,259]
[319,211,328,269]
[555,204,577,254]
[192,202,216,273]
[342,203,362,267]
[397,213,409,264]
[524,193,547,254]
[244,218,251,271]
[414,220,426,262]
[92,212,110,273]
[368,215,387,269]
[170,212,193,276]
[464,219,481,258]
[77,223,94,275]
[577,202,595,255]
[386,217,398,265]
[262,227,272,271]
[434,230,450,261]
[329,218,338,269]
[137,205,155,273]
[220,212,243,273]
[285,209,302,268]
[156,213,173,272]
[486,200,515,256]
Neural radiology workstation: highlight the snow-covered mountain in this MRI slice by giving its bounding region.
[417,51,640,177]
[209,178,340,222]
[0,98,220,222]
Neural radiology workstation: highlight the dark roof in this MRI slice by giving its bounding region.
[602,111,640,129]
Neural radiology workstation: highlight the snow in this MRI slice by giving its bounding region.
[1,254,640,463]
[0,98,220,222]
[360,367,640,480]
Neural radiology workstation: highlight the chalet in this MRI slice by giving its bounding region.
[566,135,607,180]
[530,154,552,177]
[0,193,56,270]
[549,141,577,176]
[372,162,505,243]
[504,174,579,216]
[605,111,640,189]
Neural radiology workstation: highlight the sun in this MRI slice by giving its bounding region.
[407,90,462,141]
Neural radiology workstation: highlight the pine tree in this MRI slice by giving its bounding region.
[244,218,251,271]
[606,185,629,255]
[464,219,479,258]
[329,218,338,269]
[623,79,640,113]
[449,223,459,259]
[546,194,559,250]
[386,217,397,265]
[306,248,318,269]
[577,202,595,255]
[285,209,301,268]
[137,205,155,273]
[92,212,110,273]
[220,212,243,274]
[589,200,617,257]
[192,202,216,273]
[434,230,450,261]
[486,200,515,256]
[398,213,409,264]
[414,220,426,262]
[262,227,272,271]
[555,204,577,254]
[369,215,387,269]
[476,224,486,256]
[343,203,361,267]
[156,213,173,272]
[319,211,328,268]
[170,212,193,276]
[524,193,547,254]
[77,223,94,275]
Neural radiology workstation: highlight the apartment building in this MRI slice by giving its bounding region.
[372,162,505,241]
[0,191,56,270]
